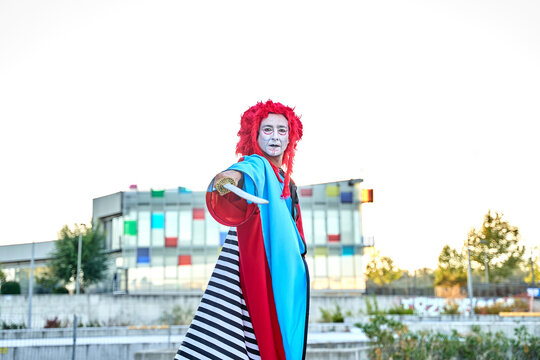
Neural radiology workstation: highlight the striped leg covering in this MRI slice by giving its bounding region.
[175,228,261,360]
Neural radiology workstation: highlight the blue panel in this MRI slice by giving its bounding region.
[342,246,354,256]
[178,187,192,193]
[219,231,227,246]
[340,192,353,203]
[137,247,150,264]
[151,213,164,229]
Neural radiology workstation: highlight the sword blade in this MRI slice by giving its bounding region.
[223,183,269,204]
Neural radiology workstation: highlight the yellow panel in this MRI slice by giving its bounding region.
[326,185,339,197]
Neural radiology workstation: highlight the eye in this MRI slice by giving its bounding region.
[263,127,273,134]
[278,128,288,135]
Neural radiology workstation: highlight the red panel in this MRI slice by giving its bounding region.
[178,255,191,266]
[300,188,313,197]
[165,237,177,247]
[192,208,205,220]
[237,211,286,360]
[328,234,341,242]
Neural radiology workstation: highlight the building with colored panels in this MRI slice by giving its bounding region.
[93,179,374,293]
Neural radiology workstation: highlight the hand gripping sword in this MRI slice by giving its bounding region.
[222,183,269,205]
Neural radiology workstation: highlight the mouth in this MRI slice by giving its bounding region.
[268,144,280,148]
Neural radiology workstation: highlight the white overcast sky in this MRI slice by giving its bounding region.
[1,0,539,270]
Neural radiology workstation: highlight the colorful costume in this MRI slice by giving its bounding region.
[175,101,308,360]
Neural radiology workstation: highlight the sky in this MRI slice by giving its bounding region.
[1,0,539,271]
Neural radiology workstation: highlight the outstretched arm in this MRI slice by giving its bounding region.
[213,170,243,195]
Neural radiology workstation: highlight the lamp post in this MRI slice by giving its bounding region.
[75,224,85,295]
[466,239,474,316]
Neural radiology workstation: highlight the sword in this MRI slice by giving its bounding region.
[222,183,269,205]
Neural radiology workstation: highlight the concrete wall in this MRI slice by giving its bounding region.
[1,292,538,328]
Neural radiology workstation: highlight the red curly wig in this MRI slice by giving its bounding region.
[236,100,303,199]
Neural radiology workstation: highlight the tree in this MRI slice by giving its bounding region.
[433,245,467,287]
[0,263,6,284]
[48,223,109,292]
[524,252,540,285]
[467,211,525,283]
[365,250,402,286]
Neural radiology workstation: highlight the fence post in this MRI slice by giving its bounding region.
[72,314,78,360]
[168,314,172,347]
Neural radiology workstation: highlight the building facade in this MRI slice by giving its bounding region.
[94,179,374,293]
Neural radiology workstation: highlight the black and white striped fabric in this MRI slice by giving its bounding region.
[175,228,261,360]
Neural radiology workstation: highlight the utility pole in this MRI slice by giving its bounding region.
[467,240,474,316]
[27,242,35,329]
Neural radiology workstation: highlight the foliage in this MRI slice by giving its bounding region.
[35,270,63,294]
[48,223,109,292]
[474,298,529,315]
[524,253,540,285]
[357,314,540,359]
[440,302,461,315]
[52,286,69,294]
[434,245,468,287]
[1,321,26,330]
[468,211,525,283]
[44,317,63,328]
[0,263,6,284]
[387,304,415,315]
[159,305,194,325]
[0,281,21,295]
[365,296,386,315]
[512,326,540,359]
[319,304,346,322]
[365,250,402,286]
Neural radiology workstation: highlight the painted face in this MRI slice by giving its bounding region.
[257,114,289,159]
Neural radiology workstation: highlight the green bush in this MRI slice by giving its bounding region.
[52,286,69,294]
[319,304,346,323]
[1,281,21,295]
[1,321,26,330]
[356,315,540,359]
[387,304,415,315]
[365,296,386,315]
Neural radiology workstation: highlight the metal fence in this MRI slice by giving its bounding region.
[0,315,187,360]
[365,282,536,298]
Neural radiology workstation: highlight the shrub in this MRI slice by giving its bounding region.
[1,321,26,330]
[474,298,529,315]
[1,281,21,295]
[44,317,62,328]
[356,315,540,359]
[365,296,386,315]
[319,304,345,323]
[441,302,461,315]
[387,304,415,315]
[52,286,69,294]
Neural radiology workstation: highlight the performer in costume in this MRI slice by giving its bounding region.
[175,100,309,360]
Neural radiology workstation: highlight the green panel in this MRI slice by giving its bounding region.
[124,220,137,235]
[314,247,328,256]
[151,189,165,198]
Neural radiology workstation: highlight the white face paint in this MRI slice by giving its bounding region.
[257,114,289,160]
